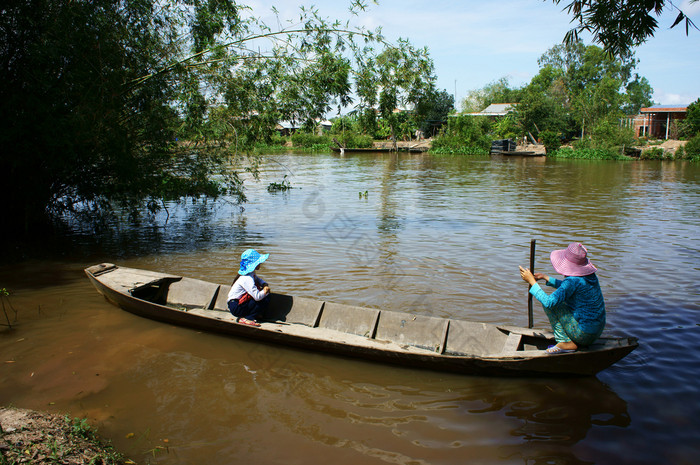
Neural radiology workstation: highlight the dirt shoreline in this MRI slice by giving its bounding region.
[0,406,131,464]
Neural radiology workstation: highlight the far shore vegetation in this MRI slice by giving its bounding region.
[211,39,700,163]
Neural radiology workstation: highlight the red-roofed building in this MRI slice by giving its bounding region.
[629,104,689,139]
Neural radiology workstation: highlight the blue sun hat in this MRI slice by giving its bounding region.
[238,249,269,275]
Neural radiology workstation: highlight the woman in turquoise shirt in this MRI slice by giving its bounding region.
[519,242,606,354]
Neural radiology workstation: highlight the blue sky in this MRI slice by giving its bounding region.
[252,0,700,109]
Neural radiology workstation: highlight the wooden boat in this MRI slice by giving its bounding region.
[491,150,545,157]
[85,263,638,377]
[490,139,546,157]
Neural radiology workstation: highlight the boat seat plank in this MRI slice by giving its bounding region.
[497,326,555,339]
[318,302,379,337]
[374,310,446,351]
[502,333,522,353]
[211,283,276,313]
[444,320,509,356]
[438,320,450,354]
[167,278,219,310]
[212,289,325,327]
[264,293,324,327]
[212,284,232,312]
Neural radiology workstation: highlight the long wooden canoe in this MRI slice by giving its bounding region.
[85,263,638,377]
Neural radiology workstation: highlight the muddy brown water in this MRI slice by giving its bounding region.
[1,153,699,464]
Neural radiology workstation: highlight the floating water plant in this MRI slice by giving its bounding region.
[267,175,293,192]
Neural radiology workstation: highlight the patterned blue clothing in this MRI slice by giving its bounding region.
[529,274,606,336]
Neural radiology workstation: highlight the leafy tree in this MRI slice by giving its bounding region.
[583,115,636,151]
[518,40,651,141]
[682,98,700,137]
[355,39,435,148]
[413,88,455,136]
[357,108,380,137]
[1,0,187,233]
[0,0,429,236]
[328,114,373,148]
[540,130,563,153]
[516,65,573,139]
[430,115,491,154]
[491,114,520,140]
[622,75,654,115]
[551,0,699,57]
[685,133,700,159]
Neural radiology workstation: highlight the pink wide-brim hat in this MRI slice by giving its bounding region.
[550,242,598,277]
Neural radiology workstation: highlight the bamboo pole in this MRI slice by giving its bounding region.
[528,239,536,329]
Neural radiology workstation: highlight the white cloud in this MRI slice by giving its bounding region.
[680,0,700,16]
[652,90,698,106]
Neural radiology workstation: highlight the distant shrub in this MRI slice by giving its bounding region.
[431,115,492,154]
[540,130,562,154]
[269,133,287,146]
[291,132,331,148]
[680,98,700,138]
[675,145,686,159]
[685,133,700,160]
[335,132,373,148]
[574,118,636,153]
[640,147,666,160]
[551,147,628,160]
[430,146,489,155]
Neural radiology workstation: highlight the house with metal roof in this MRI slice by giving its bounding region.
[276,119,332,136]
[465,103,517,117]
[629,104,690,139]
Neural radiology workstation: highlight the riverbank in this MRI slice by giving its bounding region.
[0,407,130,464]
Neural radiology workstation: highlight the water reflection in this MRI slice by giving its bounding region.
[100,331,630,465]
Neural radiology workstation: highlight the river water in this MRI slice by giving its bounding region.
[1,152,699,464]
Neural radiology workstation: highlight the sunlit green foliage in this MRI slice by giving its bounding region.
[490,115,520,140]
[431,115,491,155]
[540,130,563,153]
[355,38,435,147]
[550,148,627,160]
[516,65,573,139]
[290,133,332,148]
[414,88,455,136]
[267,175,293,192]
[685,134,700,160]
[681,99,700,138]
[328,115,374,148]
[640,147,667,160]
[516,40,652,144]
